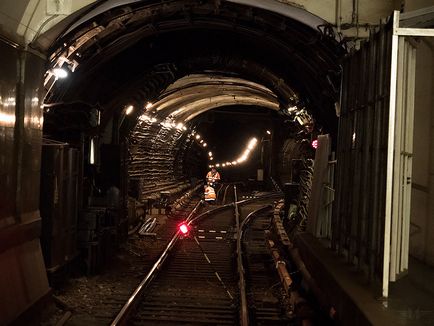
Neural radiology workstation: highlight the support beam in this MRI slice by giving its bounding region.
[383,10,400,299]
[395,27,434,37]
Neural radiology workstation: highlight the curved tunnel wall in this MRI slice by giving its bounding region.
[42,0,344,135]
[128,119,198,201]
[40,1,345,205]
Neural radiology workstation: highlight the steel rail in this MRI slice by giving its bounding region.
[237,204,273,326]
[215,183,225,201]
[222,184,232,204]
[111,191,283,325]
[110,200,202,326]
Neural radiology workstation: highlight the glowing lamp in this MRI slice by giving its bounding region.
[311,139,318,149]
[53,68,68,79]
[179,223,190,235]
[125,105,134,115]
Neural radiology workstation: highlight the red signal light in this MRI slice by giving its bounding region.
[311,139,318,149]
[179,223,189,235]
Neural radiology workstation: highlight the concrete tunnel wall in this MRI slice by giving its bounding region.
[410,36,434,266]
[128,118,201,202]
[405,0,434,269]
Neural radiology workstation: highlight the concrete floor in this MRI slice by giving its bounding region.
[387,257,434,325]
[295,233,434,325]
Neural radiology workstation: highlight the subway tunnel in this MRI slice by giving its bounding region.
[40,0,343,190]
[1,0,434,325]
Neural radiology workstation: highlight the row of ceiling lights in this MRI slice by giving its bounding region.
[136,105,210,151]
[126,105,279,169]
[209,137,258,169]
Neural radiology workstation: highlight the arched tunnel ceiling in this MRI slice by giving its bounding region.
[33,0,337,51]
[148,74,280,122]
[40,0,346,135]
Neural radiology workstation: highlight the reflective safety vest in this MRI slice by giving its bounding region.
[206,171,220,182]
[204,186,216,201]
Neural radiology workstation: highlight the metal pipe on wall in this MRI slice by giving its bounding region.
[335,0,342,32]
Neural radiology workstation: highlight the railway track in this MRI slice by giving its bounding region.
[131,204,238,324]
[110,186,289,325]
[241,206,293,325]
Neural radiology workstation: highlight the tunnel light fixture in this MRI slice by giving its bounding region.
[234,137,258,166]
[160,120,172,128]
[214,136,259,169]
[266,130,271,135]
[208,151,213,157]
[125,105,134,115]
[176,122,184,130]
[52,68,68,79]
[145,102,153,110]
[209,157,213,161]
[195,134,201,140]
[182,126,187,131]
[203,143,207,147]
[247,137,258,150]
[139,114,158,123]
[0,112,16,126]
[89,137,96,165]
[287,106,298,114]
[139,114,149,121]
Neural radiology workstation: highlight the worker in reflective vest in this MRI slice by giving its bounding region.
[206,167,221,186]
[204,184,216,202]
